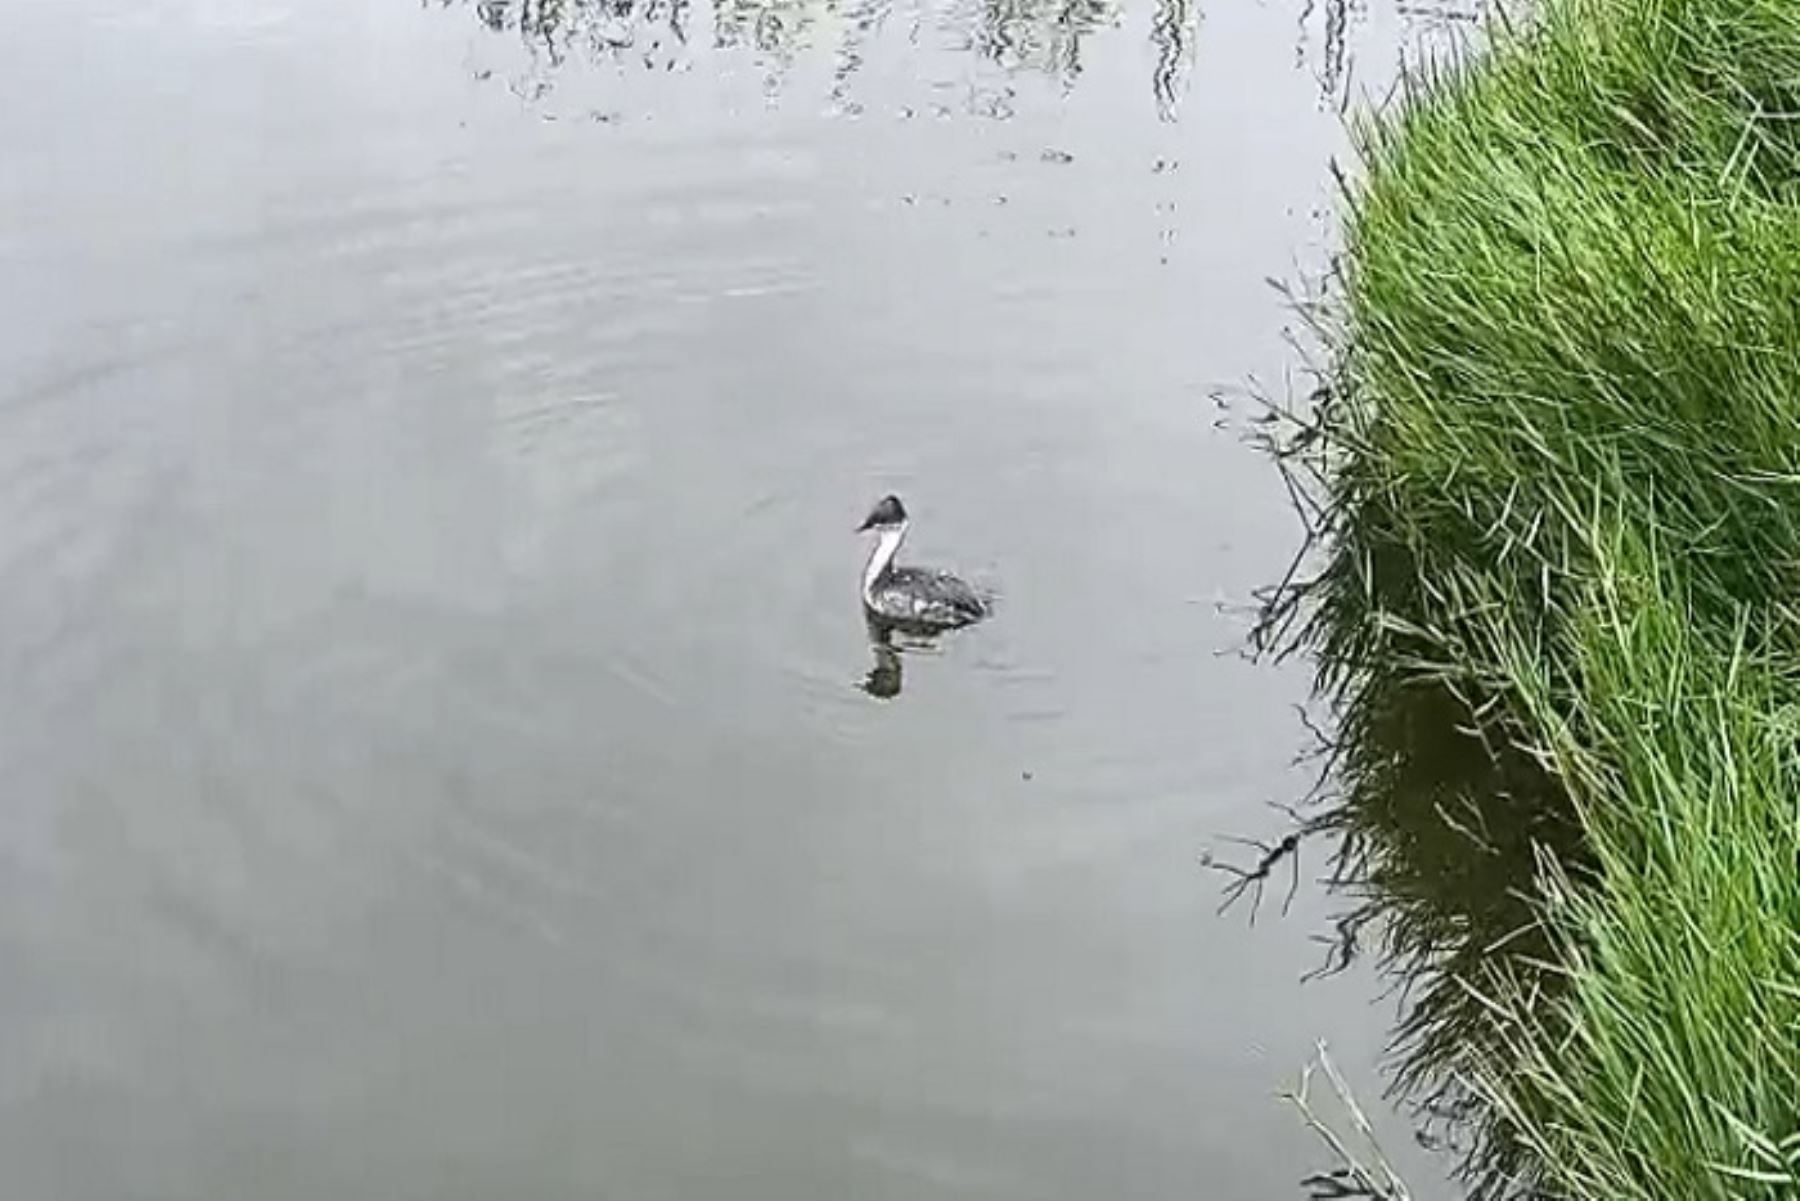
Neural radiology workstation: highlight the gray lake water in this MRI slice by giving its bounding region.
[0,0,1468,1197]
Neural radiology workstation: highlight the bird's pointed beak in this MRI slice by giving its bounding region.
[855,516,874,533]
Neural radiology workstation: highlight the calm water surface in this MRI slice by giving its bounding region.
[0,0,1469,1197]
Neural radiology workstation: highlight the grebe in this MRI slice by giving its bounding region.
[856,495,989,631]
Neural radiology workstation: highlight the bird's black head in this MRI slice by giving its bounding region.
[856,494,908,532]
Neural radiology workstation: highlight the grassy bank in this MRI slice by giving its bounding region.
[1283,0,1800,1194]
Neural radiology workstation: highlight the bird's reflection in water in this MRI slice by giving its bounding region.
[861,634,904,699]
[859,617,948,700]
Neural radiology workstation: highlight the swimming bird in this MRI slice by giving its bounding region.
[856,494,990,631]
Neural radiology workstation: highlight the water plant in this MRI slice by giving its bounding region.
[1266,0,1800,1194]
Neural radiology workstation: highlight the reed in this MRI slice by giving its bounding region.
[1276,0,1800,1194]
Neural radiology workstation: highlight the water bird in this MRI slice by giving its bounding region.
[856,495,990,632]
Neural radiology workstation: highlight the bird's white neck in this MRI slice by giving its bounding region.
[862,523,908,603]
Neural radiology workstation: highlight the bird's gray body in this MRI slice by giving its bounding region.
[865,566,988,630]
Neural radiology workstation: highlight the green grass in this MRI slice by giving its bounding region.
[1278,0,1800,1195]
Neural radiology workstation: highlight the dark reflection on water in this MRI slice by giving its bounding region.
[861,634,905,698]
[465,0,696,68]
[1294,0,1354,107]
[449,0,1487,122]
[1302,679,1586,1187]
[1250,398,1587,1191]
[1287,0,1488,110]
[1148,0,1198,119]
[858,617,915,699]
[962,0,1119,84]
[858,618,975,700]
[448,0,1204,113]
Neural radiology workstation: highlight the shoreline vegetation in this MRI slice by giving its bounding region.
[1264,0,1800,1195]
